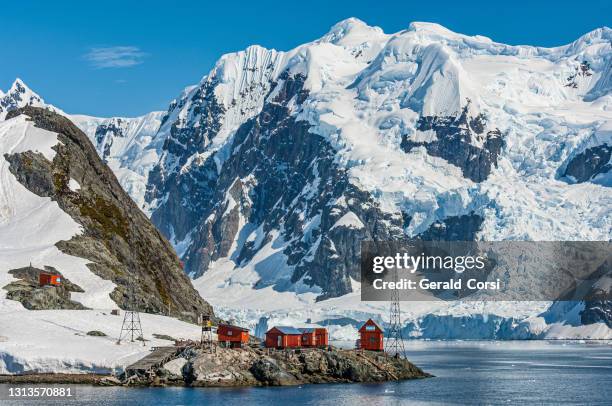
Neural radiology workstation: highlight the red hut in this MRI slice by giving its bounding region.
[39,272,61,287]
[265,326,302,349]
[358,319,384,351]
[217,323,250,348]
[300,328,329,347]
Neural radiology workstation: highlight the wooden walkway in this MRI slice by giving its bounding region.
[126,346,179,374]
[356,352,399,380]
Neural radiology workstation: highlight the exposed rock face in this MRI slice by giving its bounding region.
[146,45,282,239]
[581,301,612,327]
[3,266,85,310]
[148,73,408,299]
[580,269,612,327]
[145,346,430,387]
[418,213,484,241]
[5,107,213,321]
[145,67,494,300]
[94,118,127,162]
[401,102,505,182]
[159,357,188,382]
[563,144,611,184]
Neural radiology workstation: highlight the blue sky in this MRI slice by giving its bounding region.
[2,0,610,117]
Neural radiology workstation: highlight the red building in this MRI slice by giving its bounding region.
[217,323,250,348]
[39,272,61,287]
[265,326,302,349]
[300,328,329,347]
[358,319,384,351]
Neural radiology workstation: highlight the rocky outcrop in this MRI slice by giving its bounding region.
[581,300,612,327]
[3,265,86,310]
[401,102,504,182]
[148,72,408,299]
[93,118,127,162]
[563,144,611,184]
[5,107,213,321]
[130,346,430,387]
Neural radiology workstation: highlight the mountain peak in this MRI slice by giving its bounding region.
[562,26,612,56]
[10,77,29,92]
[321,17,387,46]
[0,78,47,120]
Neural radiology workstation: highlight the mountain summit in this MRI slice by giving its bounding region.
[139,19,611,303]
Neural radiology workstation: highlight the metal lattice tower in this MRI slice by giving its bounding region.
[385,267,406,358]
[200,314,215,352]
[117,276,145,346]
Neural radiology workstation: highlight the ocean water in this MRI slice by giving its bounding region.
[3,341,612,405]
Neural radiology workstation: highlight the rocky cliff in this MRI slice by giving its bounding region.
[4,107,213,321]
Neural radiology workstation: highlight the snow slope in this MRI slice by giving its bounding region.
[0,115,116,309]
[71,112,164,209]
[0,79,164,211]
[0,309,202,374]
[0,113,211,375]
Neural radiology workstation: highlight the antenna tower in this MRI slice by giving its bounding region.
[117,275,145,346]
[385,267,406,358]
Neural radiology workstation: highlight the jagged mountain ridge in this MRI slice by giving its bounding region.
[144,19,611,302]
[0,79,166,210]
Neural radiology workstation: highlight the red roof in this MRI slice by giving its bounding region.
[267,326,302,335]
[218,323,249,332]
[358,318,383,333]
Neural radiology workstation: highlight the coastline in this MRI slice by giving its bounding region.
[0,346,432,388]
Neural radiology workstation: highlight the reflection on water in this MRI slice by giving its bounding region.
[3,341,612,406]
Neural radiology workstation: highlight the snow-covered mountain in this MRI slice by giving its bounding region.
[146,20,611,282]
[2,19,610,339]
[0,106,212,319]
[142,19,611,338]
[71,112,164,208]
[0,79,49,120]
[0,79,165,209]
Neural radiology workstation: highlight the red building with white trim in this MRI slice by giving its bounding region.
[358,319,384,351]
[217,324,249,348]
[265,326,302,349]
[300,328,328,347]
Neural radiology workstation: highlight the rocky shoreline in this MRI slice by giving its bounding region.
[0,346,431,388]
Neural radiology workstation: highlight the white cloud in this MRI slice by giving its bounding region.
[84,46,147,68]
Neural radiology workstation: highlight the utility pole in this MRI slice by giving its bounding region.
[117,275,145,346]
[385,267,406,358]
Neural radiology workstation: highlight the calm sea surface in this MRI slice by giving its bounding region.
[3,341,612,405]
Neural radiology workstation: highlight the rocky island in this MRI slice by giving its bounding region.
[0,344,431,388]
[117,345,431,387]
